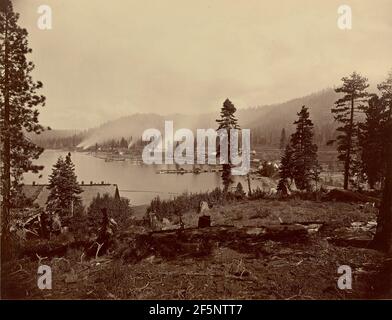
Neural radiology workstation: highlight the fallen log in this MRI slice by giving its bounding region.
[22,239,92,259]
[281,221,326,234]
[120,224,309,262]
[323,189,380,204]
[148,224,308,243]
[327,237,373,249]
[281,221,325,226]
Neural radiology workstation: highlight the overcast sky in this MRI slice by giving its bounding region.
[14,0,392,129]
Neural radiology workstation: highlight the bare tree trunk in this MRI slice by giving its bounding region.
[373,120,392,252]
[1,6,11,299]
[344,97,355,190]
[247,173,252,196]
[1,7,11,246]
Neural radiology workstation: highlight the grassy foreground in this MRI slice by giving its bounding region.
[2,198,391,300]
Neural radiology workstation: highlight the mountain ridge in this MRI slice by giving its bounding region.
[31,88,340,148]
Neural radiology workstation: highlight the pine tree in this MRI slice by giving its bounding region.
[373,117,392,252]
[277,106,319,192]
[378,70,392,122]
[46,154,82,218]
[372,71,392,251]
[1,1,46,259]
[216,99,240,192]
[46,157,67,217]
[277,142,295,194]
[290,106,320,191]
[332,72,369,189]
[63,152,83,211]
[359,94,386,188]
[235,182,246,199]
[279,128,287,150]
[358,72,392,189]
[378,71,392,184]
[120,137,128,149]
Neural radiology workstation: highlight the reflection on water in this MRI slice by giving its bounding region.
[24,150,233,205]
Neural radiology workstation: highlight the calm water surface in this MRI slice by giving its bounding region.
[23,150,257,205]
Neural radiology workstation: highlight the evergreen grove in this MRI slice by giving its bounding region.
[277,106,320,193]
[331,71,391,190]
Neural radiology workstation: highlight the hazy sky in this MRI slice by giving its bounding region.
[14,0,392,129]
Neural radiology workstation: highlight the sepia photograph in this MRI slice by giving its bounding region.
[1,0,391,307]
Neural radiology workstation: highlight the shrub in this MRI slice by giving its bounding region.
[66,193,133,239]
[248,187,267,200]
[258,161,278,177]
[147,188,236,220]
[235,183,246,200]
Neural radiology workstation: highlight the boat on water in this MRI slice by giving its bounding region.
[156,167,222,174]
[105,157,126,162]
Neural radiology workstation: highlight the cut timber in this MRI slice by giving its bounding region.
[121,224,308,262]
[282,221,325,226]
[282,221,325,234]
[328,237,373,249]
[150,224,308,242]
[324,189,380,204]
[23,239,92,259]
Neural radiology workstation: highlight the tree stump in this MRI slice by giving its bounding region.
[198,215,211,228]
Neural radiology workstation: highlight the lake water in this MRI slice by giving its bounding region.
[23,150,260,206]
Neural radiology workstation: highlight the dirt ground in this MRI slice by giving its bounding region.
[2,199,391,300]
